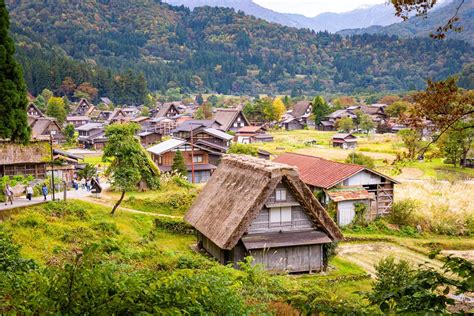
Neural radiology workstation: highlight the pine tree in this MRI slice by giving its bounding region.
[312,96,330,125]
[0,0,30,142]
[172,150,188,177]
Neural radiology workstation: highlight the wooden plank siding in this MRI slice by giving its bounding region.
[158,150,209,166]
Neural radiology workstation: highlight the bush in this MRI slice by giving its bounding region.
[154,217,194,235]
[92,221,120,235]
[345,152,375,169]
[389,199,417,227]
[14,212,48,229]
[43,201,89,220]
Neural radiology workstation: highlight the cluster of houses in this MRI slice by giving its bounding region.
[3,97,408,275]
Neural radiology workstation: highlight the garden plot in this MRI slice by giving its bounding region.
[337,242,443,276]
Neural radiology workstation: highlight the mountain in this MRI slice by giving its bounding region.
[5,0,473,100]
[164,0,402,32]
[338,0,474,45]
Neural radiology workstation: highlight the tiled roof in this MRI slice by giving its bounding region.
[237,125,263,133]
[327,187,371,202]
[273,153,365,189]
[76,123,103,131]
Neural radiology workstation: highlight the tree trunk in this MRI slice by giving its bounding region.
[111,191,125,215]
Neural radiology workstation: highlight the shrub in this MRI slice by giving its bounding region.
[154,217,194,235]
[389,199,417,227]
[92,221,120,235]
[43,201,89,220]
[345,152,375,169]
[14,212,48,229]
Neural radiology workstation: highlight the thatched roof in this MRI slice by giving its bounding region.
[185,155,342,250]
[0,141,50,165]
[213,108,249,131]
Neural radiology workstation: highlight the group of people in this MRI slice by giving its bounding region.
[71,178,97,191]
[3,183,49,206]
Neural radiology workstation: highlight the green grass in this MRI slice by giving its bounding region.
[104,181,201,216]
[2,200,196,268]
[83,155,109,167]
[405,158,474,180]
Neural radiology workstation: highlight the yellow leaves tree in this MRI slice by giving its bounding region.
[272,98,286,121]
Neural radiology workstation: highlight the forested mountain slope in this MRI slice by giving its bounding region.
[6,0,473,99]
[164,0,402,32]
[338,0,474,45]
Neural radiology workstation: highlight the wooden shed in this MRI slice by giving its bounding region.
[185,155,343,273]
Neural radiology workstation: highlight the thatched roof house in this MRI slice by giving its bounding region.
[0,141,50,178]
[185,154,342,273]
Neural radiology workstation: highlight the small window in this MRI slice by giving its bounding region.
[275,189,287,201]
[237,117,241,122]
[269,207,292,224]
[193,155,203,163]
[233,122,238,127]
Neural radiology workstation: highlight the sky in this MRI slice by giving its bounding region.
[252,0,386,16]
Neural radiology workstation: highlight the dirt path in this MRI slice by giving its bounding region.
[338,242,443,276]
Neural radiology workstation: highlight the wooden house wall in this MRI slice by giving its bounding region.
[197,231,226,264]
[158,150,209,166]
[229,113,248,132]
[285,120,304,131]
[249,245,323,273]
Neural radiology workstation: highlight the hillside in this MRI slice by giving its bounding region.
[6,0,473,99]
[338,0,474,45]
[164,0,402,32]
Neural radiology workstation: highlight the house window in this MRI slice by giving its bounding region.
[233,122,238,127]
[193,155,203,163]
[270,207,292,224]
[237,117,241,122]
[275,188,287,201]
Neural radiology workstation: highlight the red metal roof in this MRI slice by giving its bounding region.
[273,153,365,189]
[327,187,371,202]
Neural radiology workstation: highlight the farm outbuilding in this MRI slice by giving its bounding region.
[274,153,398,226]
[185,155,342,273]
[332,133,357,150]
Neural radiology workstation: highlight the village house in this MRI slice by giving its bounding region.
[66,115,91,128]
[122,107,141,118]
[154,102,182,118]
[281,116,306,131]
[0,141,50,179]
[214,108,250,132]
[147,138,221,183]
[332,133,358,150]
[26,103,44,117]
[137,131,162,147]
[28,116,65,143]
[71,98,96,117]
[185,155,343,273]
[317,109,356,131]
[235,126,274,144]
[274,153,398,226]
[106,108,129,125]
[77,123,107,150]
[171,120,233,156]
[149,117,177,135]
[291,101,314,127]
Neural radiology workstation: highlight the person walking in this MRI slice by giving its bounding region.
[26,184,34,201]
[41,184,48,201]
[4,184,14,205]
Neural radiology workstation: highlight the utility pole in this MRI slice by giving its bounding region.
[50,130,56,201]
[190,125,195,184]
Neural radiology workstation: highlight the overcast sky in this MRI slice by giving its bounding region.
[253,0,386,16]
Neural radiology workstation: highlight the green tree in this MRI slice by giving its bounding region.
[386,101,410,119]
[311,96,330,125]
[140,107,150,117]
[228,143,258,156]
[398,129,423,160]
[172,150,187,177]
[195,93,204,105]
[345,152,375,169]
[34,95,46,112]
[77,163,97,181]
[46,97,67,125]
[41,89,53,103]
[336,117,354,133]
[359,114,375,134]
[207,95,218,106]
[439,124,473,167]
[64,123,76,144]
[0,0,30,143]
[103,123,160,215]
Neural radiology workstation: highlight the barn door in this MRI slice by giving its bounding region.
[286,246,310,272]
